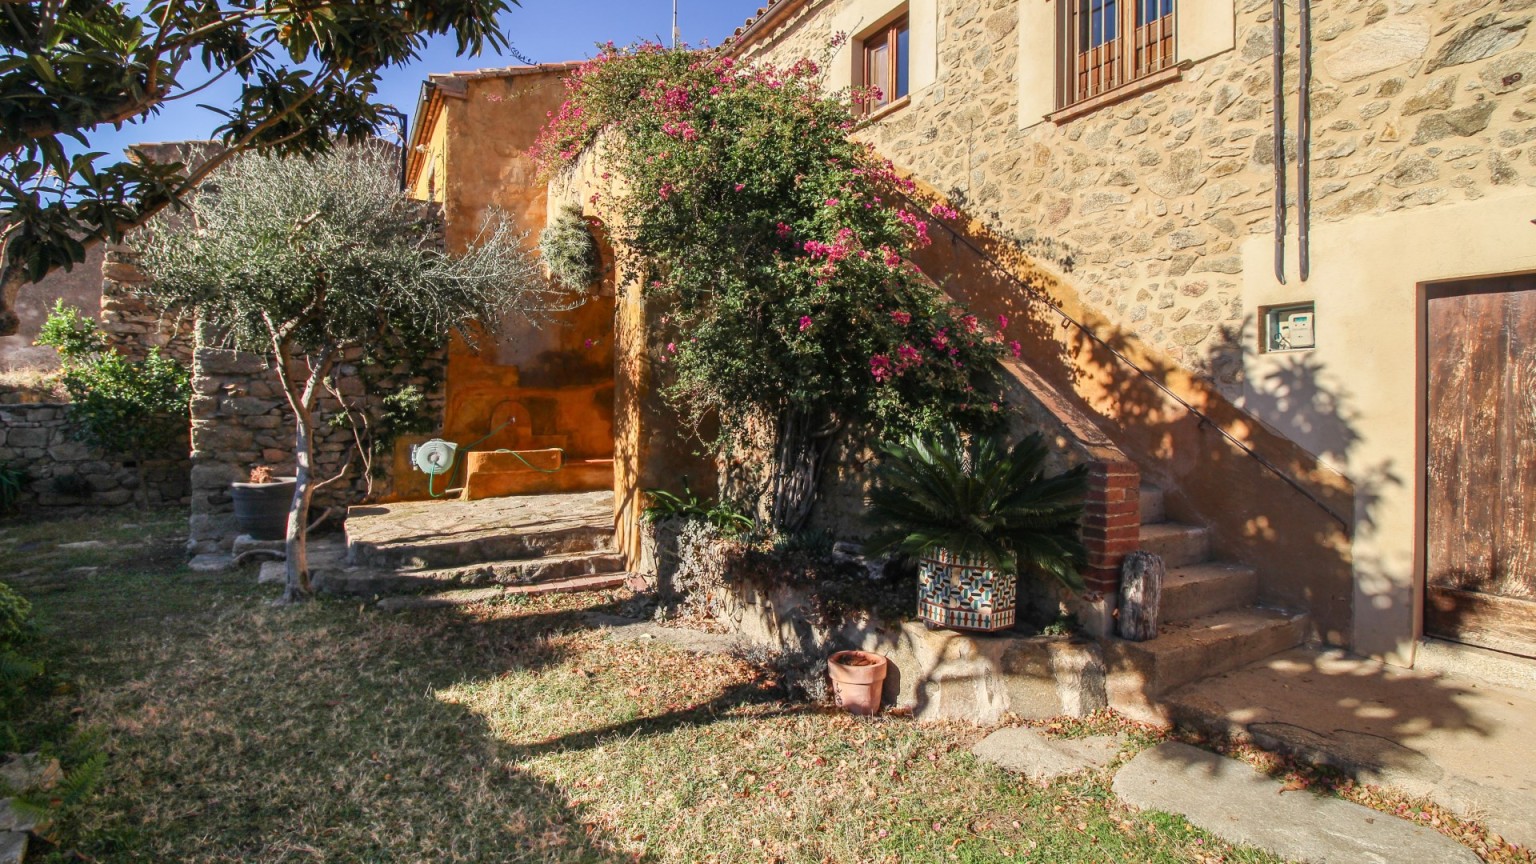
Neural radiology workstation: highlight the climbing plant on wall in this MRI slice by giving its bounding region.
[533,43,1012,532]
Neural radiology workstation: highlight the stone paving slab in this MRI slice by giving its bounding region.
[972,726,1125,783]
[1113,742,1481,864]
[0,831,25,864]
[586,614,745,656]
[346,491,615,569]
[1164,648,1536,848]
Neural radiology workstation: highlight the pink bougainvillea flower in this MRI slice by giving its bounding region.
[776,222,793,239]
[735,183,746,192]
[962,315,980,334]
[930,203,961,221]
[869,354,893,383]
[666,342,678,354]
[799,316,814,331]
[659,183,674,201]
[1009,340,1023,359]
[824,198,840,207]
[997,314,1009,329]
[890,310,912,326]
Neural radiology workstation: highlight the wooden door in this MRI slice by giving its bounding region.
[1425,275,1536,657]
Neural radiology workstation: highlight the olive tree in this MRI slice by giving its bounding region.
[136,144,573,603]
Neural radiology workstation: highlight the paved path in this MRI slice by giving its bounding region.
[1114,742,1481,864]
[1165,647,1536,848]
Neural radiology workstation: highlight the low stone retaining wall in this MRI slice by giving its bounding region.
[0,402,190,508]
[713,577,1108,725]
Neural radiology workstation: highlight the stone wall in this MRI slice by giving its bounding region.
[187,330,447,555]
[99,243,194,366]
[0,402,190,509]
[738,0,1536,396]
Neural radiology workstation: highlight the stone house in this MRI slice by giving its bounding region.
[404,0,1534,682]
[697,0,1535,676]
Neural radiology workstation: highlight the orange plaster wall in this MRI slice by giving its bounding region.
[429,72,617,481]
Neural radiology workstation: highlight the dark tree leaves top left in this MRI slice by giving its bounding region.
[0,0,520,336]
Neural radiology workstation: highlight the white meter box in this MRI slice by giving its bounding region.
[1263,302,1316,353]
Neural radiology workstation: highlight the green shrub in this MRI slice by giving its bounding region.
[865,427,1088,592]
[0,582,32,650]
[35,303,191,505]
[642,485,755,536]
[538,204,600,292]
[0,463,26,514]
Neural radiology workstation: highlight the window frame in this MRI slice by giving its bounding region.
[860,14,911,117]
[1058,0,1177,112]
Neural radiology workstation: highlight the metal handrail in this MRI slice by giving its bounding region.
[899,193,1352,530]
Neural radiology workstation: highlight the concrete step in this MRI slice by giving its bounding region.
[1106,607,1308,724]
[1139,484,1165,525]
[1161,562,1259,624]
[1137,522,1209,568]
[346,491,615,569]
[377,573,633,612]
[315,550,626,598]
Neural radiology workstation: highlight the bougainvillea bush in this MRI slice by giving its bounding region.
[534,43,1016,531]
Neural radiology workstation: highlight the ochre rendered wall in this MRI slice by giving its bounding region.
[427,72,617,491]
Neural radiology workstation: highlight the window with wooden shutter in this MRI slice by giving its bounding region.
[1065,0,1175,107]
[861,16,910,114]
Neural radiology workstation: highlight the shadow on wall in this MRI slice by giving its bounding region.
[902,187,1375,651]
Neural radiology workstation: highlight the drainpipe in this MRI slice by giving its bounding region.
[1298,0,1313,281]
[1272,0,1287,285]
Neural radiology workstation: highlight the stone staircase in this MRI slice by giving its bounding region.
[1105,484,1310,723]
[305,490,631,609]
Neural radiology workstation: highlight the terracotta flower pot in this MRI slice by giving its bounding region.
[827,650,888,716]
[917,547,1017,632]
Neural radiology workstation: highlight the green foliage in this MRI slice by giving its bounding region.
[0,581,41,752]
[0,0,520,337]
[865,428,1089,592]
[35,304,191,470]
[35,300,107,362]
[539,204,600,292]
[534,44,1010,530]
[643,485,755,536]
[0,581,33,650]
[0,462,25,514]
[136,146,565,363]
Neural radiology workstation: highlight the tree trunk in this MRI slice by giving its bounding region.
[0,266,25,338]
[281,402,318,603]
[1117,551,1164,642]
[768,409,838,534]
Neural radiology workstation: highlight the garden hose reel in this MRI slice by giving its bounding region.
[410,439,459,477]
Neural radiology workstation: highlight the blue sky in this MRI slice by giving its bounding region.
[83,0,765,158]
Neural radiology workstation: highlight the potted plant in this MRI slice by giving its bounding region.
[230,465,297,541]
[826,649,888,716]
[865,428,1088,633]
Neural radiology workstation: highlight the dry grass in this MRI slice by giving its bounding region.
[0,509,1514,863]
[0,365,65,400]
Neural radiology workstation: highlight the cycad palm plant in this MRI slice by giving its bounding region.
[866,428,1088,631]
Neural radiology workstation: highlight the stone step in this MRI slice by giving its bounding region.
[315,550,626,598]
[346,491,616,569]
[1137,522,1209,568]
[377,573,633,612]
[1106,607,1308,724]
[1161,562,1259,623]
[1139,484,1165,525]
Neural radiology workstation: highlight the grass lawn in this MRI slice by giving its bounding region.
[0,509,1508,863]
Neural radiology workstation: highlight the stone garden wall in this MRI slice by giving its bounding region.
[186,331,448,556]
[0,402,190,509]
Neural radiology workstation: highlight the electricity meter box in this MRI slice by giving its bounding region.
[1263,302,1316,353]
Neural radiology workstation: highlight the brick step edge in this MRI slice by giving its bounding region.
[377,573,639,612]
